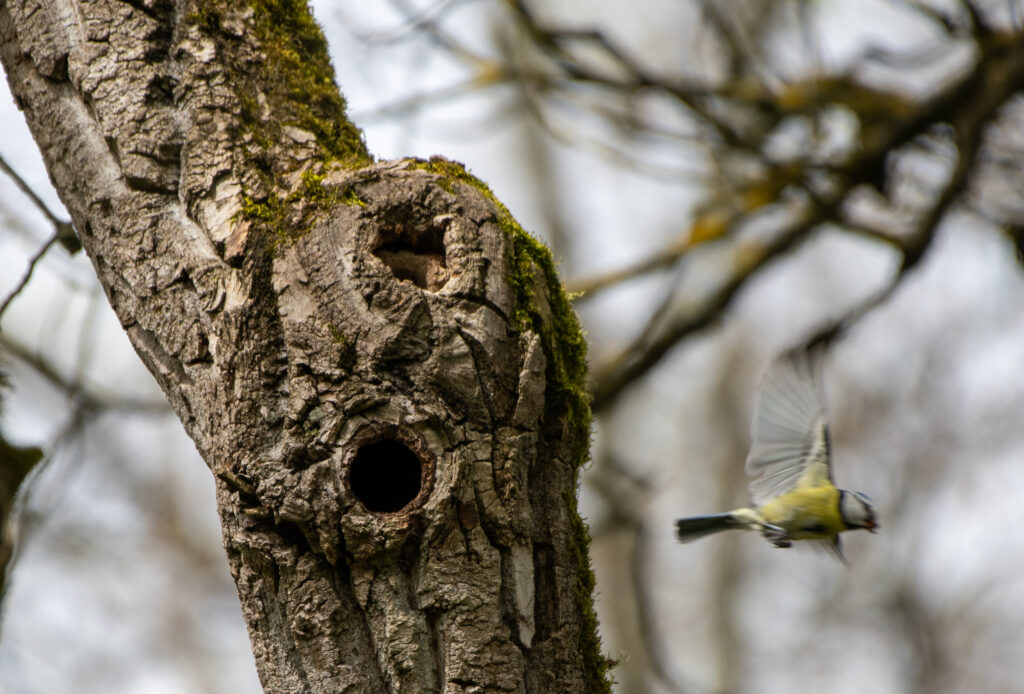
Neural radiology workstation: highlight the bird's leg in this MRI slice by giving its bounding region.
[760,523,792,548]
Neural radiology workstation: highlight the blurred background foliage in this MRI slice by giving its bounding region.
[3,1,1024,692]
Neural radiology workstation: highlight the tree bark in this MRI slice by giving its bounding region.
[0,1,610,692]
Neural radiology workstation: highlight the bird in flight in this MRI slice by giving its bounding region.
[675,351,877,563]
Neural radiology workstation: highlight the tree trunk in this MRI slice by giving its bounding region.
[0,1,610,692]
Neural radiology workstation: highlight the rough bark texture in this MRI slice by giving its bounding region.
[0,1,609,692]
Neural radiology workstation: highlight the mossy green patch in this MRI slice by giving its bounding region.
[300,169,326,199]
[186,1,368,165]
[239,175,367,247]
[187,1,372,248]
[241,194,282,223]
[565,489,618,692]
[510,212,612,692]
[339,187,367,207]
[245,0,370,168]
[240,192,288,247]
[410,156,590,457]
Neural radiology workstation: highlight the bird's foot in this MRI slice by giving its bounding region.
[761,523,791,547]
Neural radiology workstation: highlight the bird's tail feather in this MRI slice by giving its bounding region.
[676,512,749,543]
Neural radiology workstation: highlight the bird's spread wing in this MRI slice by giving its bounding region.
[745,350,833,506]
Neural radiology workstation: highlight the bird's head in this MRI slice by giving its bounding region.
[840,490,878,533]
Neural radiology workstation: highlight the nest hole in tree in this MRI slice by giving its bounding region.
[372,219,449,291]
[349,438,425,513]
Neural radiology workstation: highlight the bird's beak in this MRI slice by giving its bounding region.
[866,520,878,533]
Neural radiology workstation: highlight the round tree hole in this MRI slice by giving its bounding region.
[349,438,423,513]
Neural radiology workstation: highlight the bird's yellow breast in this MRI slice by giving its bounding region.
[756,484,844,539]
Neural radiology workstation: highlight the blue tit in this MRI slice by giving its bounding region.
[675,351,877,563]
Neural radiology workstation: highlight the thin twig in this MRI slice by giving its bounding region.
[591,28,1024,411]
[0,333,170,414]
[591,197,833,412]
[807,28,1019,352]
[0,154,78,252]
[365,0,469,48]
[0,230,60,320]
[519,87,711,180]
[0,154,62,227]
[568,236,691,297]
[352,69,512,122]
[506,0,752,150]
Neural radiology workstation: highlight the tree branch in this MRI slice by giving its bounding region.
[0,229,59,320]
[590,27,1024,409]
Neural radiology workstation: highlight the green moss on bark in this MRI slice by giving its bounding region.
[188,0,371,245]
[184,2,609,680]
[245,0,370,167]
[411,155,613,692]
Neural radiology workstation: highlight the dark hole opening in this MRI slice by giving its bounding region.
[372,221,449,291]
[349,439,423,513]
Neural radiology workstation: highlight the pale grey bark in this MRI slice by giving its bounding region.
[0,1,608,692]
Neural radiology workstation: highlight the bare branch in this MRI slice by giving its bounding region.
[806,31,1018,351]
[591,194,833,412]
[0,333,170,415]
[590,26,1024,410]
[0,154,62,227]
[568,235,691,297]
[0,230,59,320]
[0,154,76,252]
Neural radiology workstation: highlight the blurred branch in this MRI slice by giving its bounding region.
[590,193,831,412]
[0,154,78,253]
[366,0,474,49]
[808,27,1024,350]
[505,0,756,150]
[516,89,710,180]
[1005,221,1024,262]
[570,163,801,299]
[698,0,781,85]
[591,27,1024,410]
[0,229,60,321]
[0,324,171,600]
[352,68,511,122]
[891,0,959,32]
[0,154,62,227]
[568,235,691,297]
[0,333,170,415]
